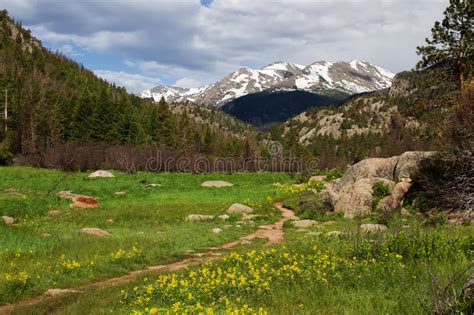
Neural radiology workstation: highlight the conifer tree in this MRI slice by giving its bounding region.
[416,0,474,85]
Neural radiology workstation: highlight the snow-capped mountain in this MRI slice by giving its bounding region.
[140,60,394,107]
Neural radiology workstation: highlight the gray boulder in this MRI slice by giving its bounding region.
[227,203,253,214]
[333,178,395,218]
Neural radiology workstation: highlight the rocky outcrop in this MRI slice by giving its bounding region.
[325,151,435,218]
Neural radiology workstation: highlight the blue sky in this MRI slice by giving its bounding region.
[1,0,447,93]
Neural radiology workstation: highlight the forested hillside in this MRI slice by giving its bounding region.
[0,10,258,170]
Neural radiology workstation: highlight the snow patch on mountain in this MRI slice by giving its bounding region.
[140,60,395,107]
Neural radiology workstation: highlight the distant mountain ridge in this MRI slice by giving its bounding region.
[141,60,395,107]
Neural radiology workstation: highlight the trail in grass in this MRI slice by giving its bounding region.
[0,203,294,314]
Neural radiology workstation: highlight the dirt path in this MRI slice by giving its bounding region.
[0,203,294,314]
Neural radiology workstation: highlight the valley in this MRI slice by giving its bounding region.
[0,1,473,314]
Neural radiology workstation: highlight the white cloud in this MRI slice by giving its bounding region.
[94,70,161,93]
[2,0,449,91]
[174,77,205,88]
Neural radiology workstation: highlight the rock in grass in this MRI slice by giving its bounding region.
[212,228,222,234]
[2,216,15,225]
[227,203,253,214]
[217,214,230,220]
[114,191,126,196]
[47,210,63,217]
[292,219,318,228]
[308,175,326,184]
[201,181,233,188]
[360,224,388,233]
[186,214,215,221]
[80,228,110,237]
[144,184,161,189]
[241,240,252,245]
[326,231,343,236]
[70,196,99,209]
[88,170,114,178]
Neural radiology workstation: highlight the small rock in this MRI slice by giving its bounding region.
[88,170,114,178]
[2,216,15,225]
[212,228,222,234]
[227,203,253,215]
[308,175,326,184]
[292,219,318,228]
[80,228,110,237]
[217,214,230,220]
[114,191,126,196]
[223,224,232,229]
[47,210,63,217]
[360,224,388,233]
[70,196,99,209]
[185,249,195,253]
[186,214,215,221]
[326,231,343,236]
[201,181,233,187]
[235,224,242,228]
[144,184,161,189]
[241,240,252,245]
[106,219,114,224]
[400,207,410,217]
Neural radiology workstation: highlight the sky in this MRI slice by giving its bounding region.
[0,0,448,93]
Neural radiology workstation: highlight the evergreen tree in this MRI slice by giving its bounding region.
[416,0,474,85]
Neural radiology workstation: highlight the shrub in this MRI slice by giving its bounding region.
[372,181,391,209]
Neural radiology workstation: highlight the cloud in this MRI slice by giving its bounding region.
[1,0,448,91]
[94,70,161,93]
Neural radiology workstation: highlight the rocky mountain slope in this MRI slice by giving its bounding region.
[273,67,460,168]
[141,60,394,107]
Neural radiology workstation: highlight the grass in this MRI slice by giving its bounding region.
[0,167,293,305]
[1,168,473,314]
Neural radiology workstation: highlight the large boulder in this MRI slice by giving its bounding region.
[88,170,114,178]
[333,178,395,218]
[394,151,436,181]
[201,181,233,187]
[227,203,253,214]
[333,156,399,192]
[326,151,435,218]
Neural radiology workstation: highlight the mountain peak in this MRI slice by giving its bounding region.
[141,60,395,106]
